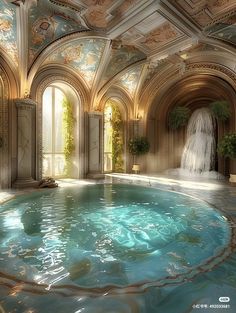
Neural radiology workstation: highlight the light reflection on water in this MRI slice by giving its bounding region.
[0,184,233,313]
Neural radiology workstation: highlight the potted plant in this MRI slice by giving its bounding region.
[217,133,236,184]
[128,136,150,173]
[168,106,190,130]
[209,100,231,121]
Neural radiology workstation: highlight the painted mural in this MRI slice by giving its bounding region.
[43,38,107,87]
[138,22,183,51]
[175,0,236,27]
[208,24,236,46]
[82,0,113,28]
[103,44,145,84]
[206,14,236,46]
[118,65,143,98]
[82,0,142,29]
[143,59,169,88]
[28,0,89,65]
[0,0,18,65]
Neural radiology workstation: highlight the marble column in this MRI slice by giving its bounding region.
[87,112,104,178]
[13,98,38,188]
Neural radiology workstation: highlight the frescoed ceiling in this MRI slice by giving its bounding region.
[169,0,236,28]
[28,0,89,65]
[118,65,143,98]
[205,14,236,47]
[0,0,18,65]
[43,38,107,88]
[102,44,146,86]
[118,11,185,55]
[0,0,236,95]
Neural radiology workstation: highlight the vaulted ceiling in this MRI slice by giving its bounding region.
[0,0,236,99]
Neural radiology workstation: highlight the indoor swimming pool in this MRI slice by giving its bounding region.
[0,183,236,313]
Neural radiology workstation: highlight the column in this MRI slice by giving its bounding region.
[87,112,104,178]
[13,98,38,187]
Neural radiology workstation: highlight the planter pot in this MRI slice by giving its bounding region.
[229,174,236,186]
[132,164,140,174]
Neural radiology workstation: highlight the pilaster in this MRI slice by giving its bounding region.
[13,98,38,187]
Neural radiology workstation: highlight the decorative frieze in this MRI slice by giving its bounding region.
[186,62,236,85]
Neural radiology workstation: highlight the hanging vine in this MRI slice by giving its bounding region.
[110,103,124,172]
[62,97,75,176]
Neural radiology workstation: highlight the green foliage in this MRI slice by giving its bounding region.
[129,136,150,156]
[168,106,190,130]
[110,104,124,172]
[218,133,236,159]
[209,100,231,121]
[62,97,75,176]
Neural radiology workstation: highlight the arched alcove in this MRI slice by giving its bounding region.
[98,88,133,173]
[146,74,236,176]
[103,98,126,173]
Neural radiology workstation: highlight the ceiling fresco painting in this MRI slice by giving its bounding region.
[28,0,89,65]
[118,11,185,55]
[143,58,169,88]
[118,65,143,98]
[172,0,236,28]
[43,38,107,88]
[102,44,146,85]
[0,0,18,65]
[82,0,142,29]
[82,0,115,29]
[138,22,184,52]
[0,0,235,98]
[205,14,236,47]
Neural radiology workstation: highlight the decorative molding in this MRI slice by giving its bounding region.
[186,62,236,85]
[204,8,236,29]
[15,98,36,110]
[0,67,9,188]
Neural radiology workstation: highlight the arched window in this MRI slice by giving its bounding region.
[104,100,124,173]
[42,86,66,177]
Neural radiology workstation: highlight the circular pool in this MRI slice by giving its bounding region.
[0,184,231,294]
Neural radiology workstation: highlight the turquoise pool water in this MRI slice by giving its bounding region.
[0,184,235,313]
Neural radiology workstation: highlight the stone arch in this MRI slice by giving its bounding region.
[146,70,236,175]
[0,56,18,187]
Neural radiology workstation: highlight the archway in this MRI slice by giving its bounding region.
[147,74,236,176]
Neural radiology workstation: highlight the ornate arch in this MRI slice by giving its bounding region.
[0,56,18,188]
[145,63,236,175]
[97,86,134,120]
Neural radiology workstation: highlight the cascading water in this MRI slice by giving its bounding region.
[165,107,225,179]
[181,108,216,173]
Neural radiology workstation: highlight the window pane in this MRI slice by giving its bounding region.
[42,87,52,153]
[54,89,65,153]
[42,86,70,178]
[104,104,113,172]
[54,154,66,177]
[43,154,52,177]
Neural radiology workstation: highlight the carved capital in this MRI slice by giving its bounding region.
[15,98,37,110]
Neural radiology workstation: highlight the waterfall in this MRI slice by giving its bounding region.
[181,108,216,173]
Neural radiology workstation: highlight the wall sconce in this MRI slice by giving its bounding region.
[136,113,142,120]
